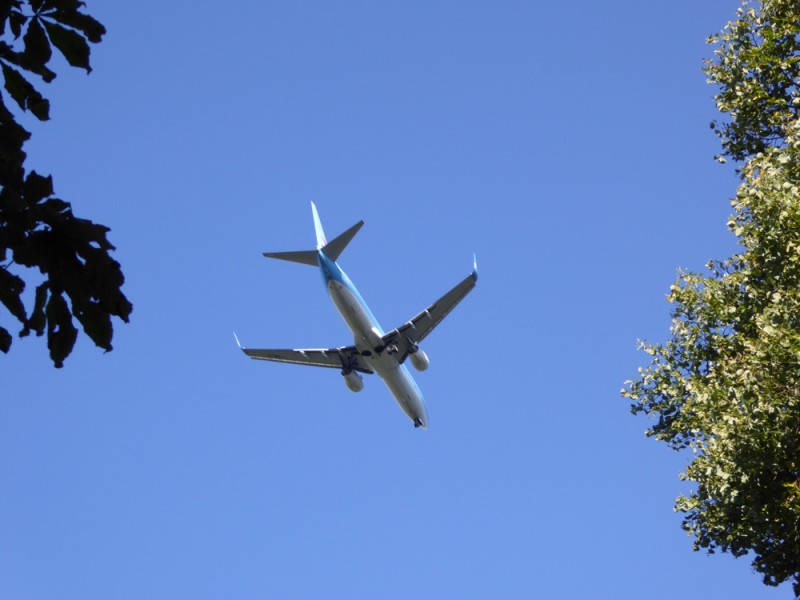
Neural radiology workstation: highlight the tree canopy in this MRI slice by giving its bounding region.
[625,0,800,595]
[706,0,800,163]
[0,0,131,367]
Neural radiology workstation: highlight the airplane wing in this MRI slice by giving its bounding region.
[380,258,478,363]
[235,336,374,374]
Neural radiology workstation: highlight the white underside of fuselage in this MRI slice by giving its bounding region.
[327,279,428,428]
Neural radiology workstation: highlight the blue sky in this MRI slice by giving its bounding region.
[1,1,790,598]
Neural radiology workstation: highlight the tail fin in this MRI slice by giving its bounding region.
[262,203,364,266]
[311,201,327,249]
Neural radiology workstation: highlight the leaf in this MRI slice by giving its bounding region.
[0,39,56,83]
[0,267,26,323]
[19,281,50,337]
[22,170,54,204]
[47,7,106,44]
[40,0,82,12]
[42,19,91,72]
[23,17,51,67]
[39,197,70,214]
[1,62,50,120]
[9,11,26,39]
[72,300,113,350]
[46,291,77,368]
[21,282,49,337]
[0,326,10,353]
[0,93,31,150]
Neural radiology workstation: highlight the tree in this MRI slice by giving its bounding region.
[706,0,800,163]
[0,0,131,367]
[625,1,800,595]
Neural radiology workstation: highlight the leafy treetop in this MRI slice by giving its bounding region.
[706,0,800,163]
[626,1,800,594]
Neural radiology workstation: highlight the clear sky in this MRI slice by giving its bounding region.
[1,1,790,598]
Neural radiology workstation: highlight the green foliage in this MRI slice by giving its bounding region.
[627,1,800,594]
[625,143,800,594]
[0,1,131,367]
[706,0,800,163]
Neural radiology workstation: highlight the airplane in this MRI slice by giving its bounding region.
[235,202,478,429]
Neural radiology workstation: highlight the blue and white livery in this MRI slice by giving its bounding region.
[236,202,478,429]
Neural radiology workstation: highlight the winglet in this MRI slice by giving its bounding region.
[233,332,245,352]
[472,253,479,282]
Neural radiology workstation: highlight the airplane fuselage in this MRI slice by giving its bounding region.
[241,202,476,429]
[318,250,429,428]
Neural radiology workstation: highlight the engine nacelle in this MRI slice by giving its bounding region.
[409,349,429,371]
[343,370,364,392]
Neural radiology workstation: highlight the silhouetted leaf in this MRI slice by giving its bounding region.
[47,7,105,44]
[40,0,80,12]
[42,19,90,72]
[21,281,48,337]
[9,11,26,39]
[23,17,50,66]
[0,96,31,165]
[1,62,49,119]
[12,229,53,271]
[61,215,113,251]
[0,37,56,83]
[23,170,53,203]
[39,196,69,214]
[0,4,11,37]
[73,299,112,350]
[0,326,10,352]
[0,267,26,322]
[46,291,76,368]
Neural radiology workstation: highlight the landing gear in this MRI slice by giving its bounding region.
[413,418,423,428]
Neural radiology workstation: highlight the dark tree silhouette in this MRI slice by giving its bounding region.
[0,0,131,367]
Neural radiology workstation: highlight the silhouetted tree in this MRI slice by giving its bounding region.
[0,0,131,367]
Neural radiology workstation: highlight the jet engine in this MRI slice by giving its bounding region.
[409,348,429,371]
[343,370,364,392]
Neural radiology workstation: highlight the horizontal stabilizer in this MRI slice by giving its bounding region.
[322,220,364,261]
[262,250,319,266]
